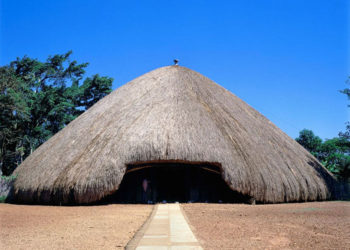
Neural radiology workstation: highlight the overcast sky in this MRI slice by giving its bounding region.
[1,0,348,140]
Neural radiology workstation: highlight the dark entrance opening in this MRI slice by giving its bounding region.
[102,162,252,203]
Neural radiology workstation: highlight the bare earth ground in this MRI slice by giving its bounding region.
[0,204,152,250]
[182,201,350,250]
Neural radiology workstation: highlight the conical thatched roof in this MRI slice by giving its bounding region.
[13,66,335,204]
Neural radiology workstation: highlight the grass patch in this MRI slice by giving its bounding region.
[1,174,17,181]
[0,196,7,203]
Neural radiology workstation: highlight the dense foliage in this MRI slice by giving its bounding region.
[0,52,113,175]
[296,129,349,180]
[296,81,350,181]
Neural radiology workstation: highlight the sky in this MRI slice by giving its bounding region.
[0,0,348,140]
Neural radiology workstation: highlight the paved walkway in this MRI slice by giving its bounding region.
[136,203,202,250]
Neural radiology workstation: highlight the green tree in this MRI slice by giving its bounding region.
[295,129,322,157]
[0,51,113,175]
[318,138,350,180]
[295,79,350,180]
[340,78,350,106]
[296,130,349,180]
[334,79,350,180]
[0,66,30,174]
[78,74,113,110]
[339,80,350,139]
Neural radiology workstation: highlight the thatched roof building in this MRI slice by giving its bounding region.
[13,66,335,204]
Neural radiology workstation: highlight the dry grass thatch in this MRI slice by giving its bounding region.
[13,66,336,204]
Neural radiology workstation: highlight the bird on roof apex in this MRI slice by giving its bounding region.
[173,59,179,65]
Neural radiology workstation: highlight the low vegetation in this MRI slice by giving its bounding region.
[0,174,16,202]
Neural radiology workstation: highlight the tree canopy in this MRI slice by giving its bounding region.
[0,51,113,175]
[295,129,322,156]
[295,81,350,181]
[296,129,350,181]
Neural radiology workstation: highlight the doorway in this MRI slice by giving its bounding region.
[103,162,251,203]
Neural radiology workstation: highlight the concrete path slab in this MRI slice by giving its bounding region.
[135,203,202,250]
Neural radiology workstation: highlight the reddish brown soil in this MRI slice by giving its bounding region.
[182,201,350,250]
[0,204,153,250]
